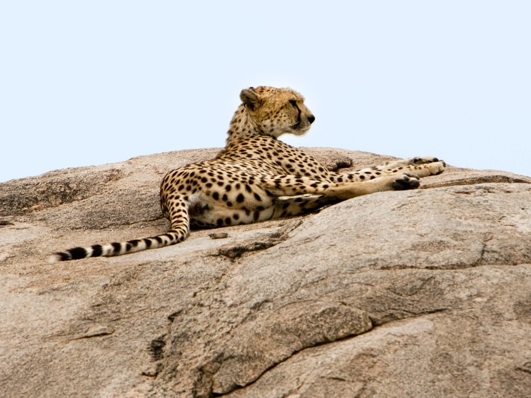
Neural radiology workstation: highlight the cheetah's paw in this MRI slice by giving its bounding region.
[411,157,446,177]
[391,173,420,190]
[411,156,445,166]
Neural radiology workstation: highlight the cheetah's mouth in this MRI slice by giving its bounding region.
[291,115,307,130]
[290,119,310,135]
[291,120,310,133]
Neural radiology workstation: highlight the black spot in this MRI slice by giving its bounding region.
[253,193,262,201]
[233,213,240,220]
[216,218,224,227]
[225,217,231,225]
[212,192,220,200]
[69,247,88,260]
[236,193,245,203]
[253,210,261,221]
[226,184,232,191]
[91,244,103,257]
[111,242,121,254]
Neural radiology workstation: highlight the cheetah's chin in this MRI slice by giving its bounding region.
[290,123,310,135]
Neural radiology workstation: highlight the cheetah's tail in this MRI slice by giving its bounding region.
[48,229,188,263]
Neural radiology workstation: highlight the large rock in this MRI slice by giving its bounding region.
[0,148,530,398]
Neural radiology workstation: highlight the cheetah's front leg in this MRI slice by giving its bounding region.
[378,157,446,177]
[262,173,420,201]
[324,173,420,199]
[333,157,445,183]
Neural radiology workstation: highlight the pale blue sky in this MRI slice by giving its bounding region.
[1,1,530,183]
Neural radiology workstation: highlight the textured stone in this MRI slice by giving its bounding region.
[0,148,530,398]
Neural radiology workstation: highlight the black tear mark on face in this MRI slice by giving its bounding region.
[288,99,302,128]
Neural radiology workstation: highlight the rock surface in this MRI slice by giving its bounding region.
[1,148,530,398]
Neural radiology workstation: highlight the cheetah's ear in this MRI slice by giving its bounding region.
[240,87,263,111]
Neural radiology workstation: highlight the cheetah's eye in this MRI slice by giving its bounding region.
[289,99,298,107]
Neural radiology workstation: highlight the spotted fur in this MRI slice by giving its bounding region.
[50,86,445,262]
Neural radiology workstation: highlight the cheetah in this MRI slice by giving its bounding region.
[50,86,445,261]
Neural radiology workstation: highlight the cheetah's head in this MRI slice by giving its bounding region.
[239,86,316,138]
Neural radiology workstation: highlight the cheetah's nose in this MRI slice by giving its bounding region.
[307,115,316,124]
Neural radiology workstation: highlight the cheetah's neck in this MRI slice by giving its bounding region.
[225,104,263,147]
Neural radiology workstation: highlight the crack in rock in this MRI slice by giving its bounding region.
[217,240,279,259]
[72,324,115,340]
[192,302,373,397]
[216,220,302,260]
